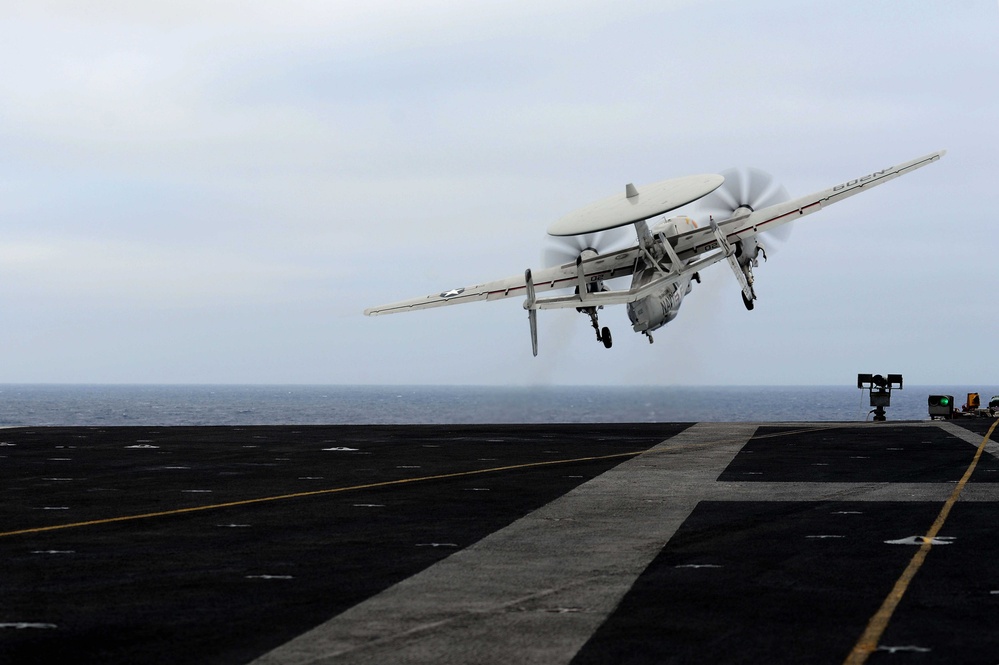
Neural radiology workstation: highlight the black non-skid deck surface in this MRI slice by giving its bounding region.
[0,424,683,665]
[719,424,999,483]
[575,420,999,665]
[571,500,999,665]
[1,420,996,665]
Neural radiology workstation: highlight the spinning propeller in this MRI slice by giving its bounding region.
[696,167,792,245]
[538,226,631,354]
[543,226,630,268]
[695,167,791,311]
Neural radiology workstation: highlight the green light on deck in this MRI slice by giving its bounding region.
[929,395,951,408]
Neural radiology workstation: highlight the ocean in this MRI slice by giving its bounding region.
[0,384,994,427]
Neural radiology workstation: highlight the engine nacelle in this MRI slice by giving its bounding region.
[735,236,762,268]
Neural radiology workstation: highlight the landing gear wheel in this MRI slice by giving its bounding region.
[742,292,755,311]
[601,327,613,349]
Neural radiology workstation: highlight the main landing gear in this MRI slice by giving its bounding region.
[580,306,613,349]
[739,245,767,311]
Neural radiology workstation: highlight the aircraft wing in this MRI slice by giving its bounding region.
[364,245,643,316]
[365,150,945,317]
[532,247,729,309]
[676,150,946,255]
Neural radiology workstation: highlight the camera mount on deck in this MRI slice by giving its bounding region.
[857,373,903,422]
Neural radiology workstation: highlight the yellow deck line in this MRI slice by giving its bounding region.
[1,451,644,538]
[843,418,999,664]
[0,424,847,539]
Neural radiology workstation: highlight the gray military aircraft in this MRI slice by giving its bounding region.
[365,150,945,355]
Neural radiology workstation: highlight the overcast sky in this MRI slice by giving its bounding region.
[0,1,995,385]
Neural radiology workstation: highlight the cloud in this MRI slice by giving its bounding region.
[0,1,992,383]
[0,237,327,305]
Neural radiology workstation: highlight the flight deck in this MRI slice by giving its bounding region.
[1,420,997,664]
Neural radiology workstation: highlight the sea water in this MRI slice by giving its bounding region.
[0,385,994,427]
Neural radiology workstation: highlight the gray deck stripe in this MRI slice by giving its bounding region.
[936,420,999,459]
[712,482,999,502]
[251,421,999,665]
[711,421,999,503]
[251,423,756,665]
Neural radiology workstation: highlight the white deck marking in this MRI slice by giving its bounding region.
[251,423,755,665]
[251,421,999,665]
